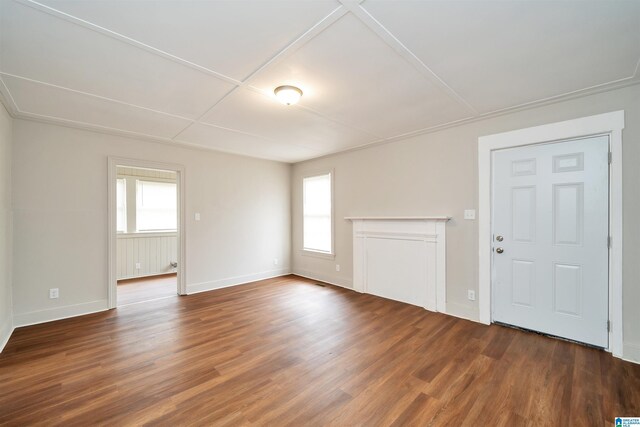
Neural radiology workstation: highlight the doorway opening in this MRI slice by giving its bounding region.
[108,158,186,308]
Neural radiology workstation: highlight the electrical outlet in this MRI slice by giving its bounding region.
[135,262,141,269]
[49,288,59,299]
[336,264,340,272]
[273,258,278,265]
[195,212,201,221]
[464,209,476,220]
[468,290,476,301]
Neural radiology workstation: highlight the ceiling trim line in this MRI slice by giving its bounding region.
[0,77,19,116]
[293,103,383,140]
[377,76,640,145]
[240,85,383,140]
[178,120,325,157]
[173,6,350,142]
[0,71,335,151]
[194,5,387,145]
[340,1,479,116]
[193,120,283,144]
[16,109,191,145]
[192,120,327,155]
[241,5,348,86]
[295,79,640,164]
[170,85,239,140]
[9,78,639,165]
[471,74,640,119]
[0,72,197,122]
[13,110,296,163]
[18,0,242,86]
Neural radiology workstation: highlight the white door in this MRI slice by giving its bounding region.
[492,135,609,347]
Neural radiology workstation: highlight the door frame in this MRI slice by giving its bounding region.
[478,110,624,357]
[107,157,186,308]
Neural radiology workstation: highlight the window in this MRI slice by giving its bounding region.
[136,180,177,232]
[303,172,332,254]
[116,178,127,233]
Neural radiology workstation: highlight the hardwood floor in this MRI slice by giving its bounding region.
[117,274,178,306]
[1,275,638,426]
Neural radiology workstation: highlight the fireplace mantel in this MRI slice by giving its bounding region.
[347,217,448,312]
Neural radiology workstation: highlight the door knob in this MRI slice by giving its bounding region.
[496,247,504,254]
[496,235,503,242]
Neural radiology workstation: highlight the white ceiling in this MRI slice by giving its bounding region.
[1,0,639,163]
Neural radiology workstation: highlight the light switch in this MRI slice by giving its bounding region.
[195,213,201,221]
[464,209,476,220]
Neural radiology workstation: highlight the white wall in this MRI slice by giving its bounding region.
[0,102,13,351]
[291,84,640,362]
[11,120,291,326]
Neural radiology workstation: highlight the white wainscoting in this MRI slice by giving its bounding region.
[347,217,449,312]
[117,232,177,280]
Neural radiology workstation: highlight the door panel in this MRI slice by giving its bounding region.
[492,135,609,347]
[553,183,583,245]
[553,263,582,316]
[511,259,534,307]
[512,186,536,242]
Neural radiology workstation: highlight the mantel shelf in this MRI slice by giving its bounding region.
[345,216,451,221]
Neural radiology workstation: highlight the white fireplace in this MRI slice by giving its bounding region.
[346,217,449,312]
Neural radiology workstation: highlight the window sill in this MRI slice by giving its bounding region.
[117,231,177,239]
[301,249,335,260]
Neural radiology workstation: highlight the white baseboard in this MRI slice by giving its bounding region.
[118,271,178,281]
[186,268,291,295]
[0,315,14,353]
[444,300,481,323]
[13,299,109,328]
[623,343,640,364]
[293,269,484,324]
[292,269,353,289]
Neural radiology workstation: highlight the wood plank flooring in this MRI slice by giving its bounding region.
[1,275,639,426]
[117,274,178,306]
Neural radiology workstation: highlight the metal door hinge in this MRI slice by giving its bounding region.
[607,320,611,332]
[608,236,612,248]
[608,152,612,164]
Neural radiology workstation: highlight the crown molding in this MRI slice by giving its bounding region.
[295,78,640,164]
[0,79,19,117]
[6,77,639,165]
[11,110,297,164]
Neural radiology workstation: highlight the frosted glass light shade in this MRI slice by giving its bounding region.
[274,85,303,105]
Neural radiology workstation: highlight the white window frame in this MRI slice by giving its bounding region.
[478,111,624,358]
[302,170,335,259]
[134,178,178,233]
[115,178,127,233]
[116,175,177,235]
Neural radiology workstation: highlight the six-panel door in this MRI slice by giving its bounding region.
[492,135,609,347]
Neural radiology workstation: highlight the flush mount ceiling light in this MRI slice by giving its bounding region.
[274,85,303,106]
